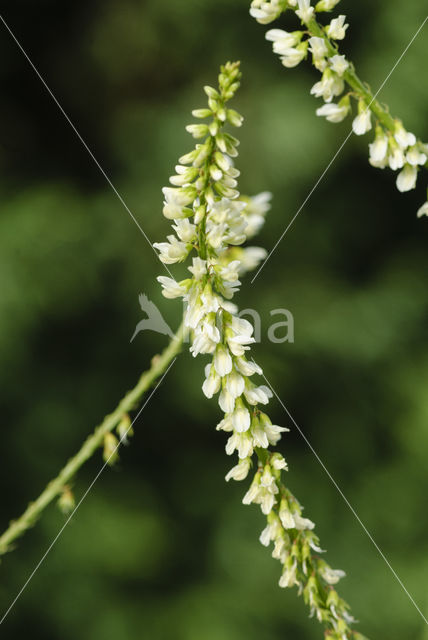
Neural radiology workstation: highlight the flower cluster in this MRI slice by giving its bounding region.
[155,61,365,639]
[250,0,428,218]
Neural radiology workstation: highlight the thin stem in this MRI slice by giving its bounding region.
[0,321,185,556]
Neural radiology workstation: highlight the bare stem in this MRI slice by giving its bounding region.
[0,322,185,556]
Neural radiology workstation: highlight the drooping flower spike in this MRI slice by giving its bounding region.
[155,61,367,639]
[250,0,428,217]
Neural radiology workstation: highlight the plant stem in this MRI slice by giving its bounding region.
[0,322,185,556]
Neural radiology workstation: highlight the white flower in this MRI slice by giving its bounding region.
[319,565,346,585]
[388,145,405,171]
[172,218,196,242]
[316,102,348,123]
[250,0,283,24]
[225,458,251,482]
[293,514,315,530]
[315,0,340,10]
[394,122,416,149]
[279,506,295,529]
[153,235,189,264]
[237,247,268,273]
[296,0,314,23]
[326,15,348,40]
[279,44,307,68]
[216,415,233,432]
[310,70,344,102]
[202,367,221,398]
[279,562,298,588]
[219,388,236,413]
[352,109,372,136]
[234,357,263,377]
[417,201,428,218]
[157,276,187,299]
[328,54,349,76]
[232,399,251,432]
[188,257,207,279]
[161,187,194,219]
[226,431,254,458]
[266,29,302,53]
[271,453,287,470]
[369,129,388,165]
[308,36,328,69]
[396,164,417,192]
[244,383,273,405]
[406,145,427,166]
[213,344,233,376]
[224,369,246,398]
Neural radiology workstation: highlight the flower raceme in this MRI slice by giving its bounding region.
[154,61,366,640]
[250,0,428,218]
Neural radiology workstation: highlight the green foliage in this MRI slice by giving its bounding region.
[0,0,427,638]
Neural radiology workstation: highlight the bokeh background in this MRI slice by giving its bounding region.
[0,0,427,638]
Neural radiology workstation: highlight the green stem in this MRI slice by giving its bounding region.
[0,321,185,556]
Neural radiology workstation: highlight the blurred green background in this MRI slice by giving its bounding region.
[0,0,427,638]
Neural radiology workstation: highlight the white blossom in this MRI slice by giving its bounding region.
[213,343,233,376]
[396,164,417,192]
[328,54,349,76]
[153,235,189,264]
[326,15,348,40]
[225,458,251,482]
[352,109,372,136]
[417,201,428,218]
[157,276,188,299]
[316,102,348,123]
[296,0,314,23]
[406,145,427,167]
[265,29,302,53]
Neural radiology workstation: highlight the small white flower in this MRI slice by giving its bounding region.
[320,565,346,585]
[279,562,298,588]
[172,218,196,242]
[250,0,283,24]
[296,0,314,23]
[225,458,251,482]
[213,344,233,376]
[308,36,328,68]
[224,369,246,398]
[293,514,315,530]
[234,357,263,377]
[157,276,187,299]
[232,399,251,432]
[352,109,372,136]
[396,164,417,192]
[417,201,428,218]
[310,70,344,103]
[216,415,233,432]
[161,186,194,219]
[218,388,236,413]
[315,0,341,11]
[226,431,254,459]
[237,247,268,273]
[316,102,348,123]
[406,145,427,167]
[279,507,295,529]
[188,257,207,280]
[202,367,221,398]
[394,122,416,149]
[244,383,273,405]
[280,45,308,68]
[328,54,349,76]
[266,29,302,53]
[326,15,348,40]
[388,145,405,171]
[369,129,388,165]
[153,235,189,264]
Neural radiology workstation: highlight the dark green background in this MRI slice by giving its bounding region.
[0,0,427,638]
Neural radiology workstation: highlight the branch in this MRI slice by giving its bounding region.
[0,321,185,556]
